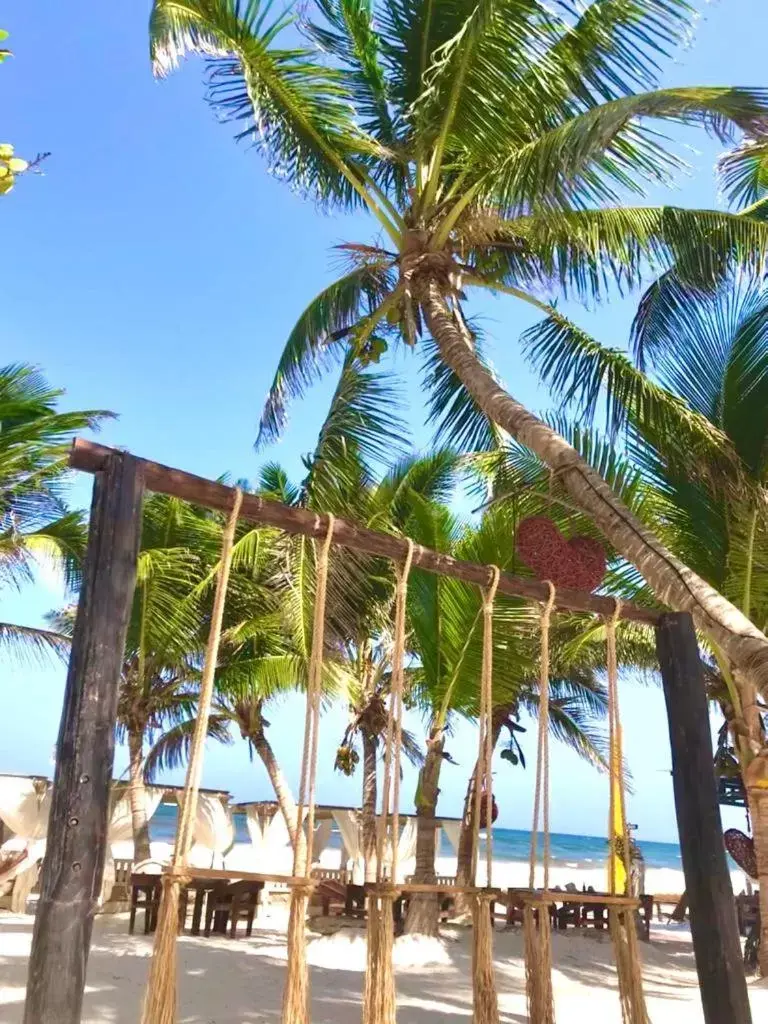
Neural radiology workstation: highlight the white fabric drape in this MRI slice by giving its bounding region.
[395,818,418,880]
[107,786,164,846]
[100,785,164,904]
[441,820,461,855]
[189,794,235,868]
[311,818,333,864]
[0,777,51,840]
[332,809,363,883]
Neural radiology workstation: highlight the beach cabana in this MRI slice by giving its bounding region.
[233,801,459,884]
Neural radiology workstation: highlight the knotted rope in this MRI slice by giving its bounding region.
[281,516,335,1024]
[606,602,649,1024]
[363,540,414,1024]
[471,566,501,1024]
[141,488,243,1024]
[524,582,556,1024]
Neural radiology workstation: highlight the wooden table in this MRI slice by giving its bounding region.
[129,871,264,937]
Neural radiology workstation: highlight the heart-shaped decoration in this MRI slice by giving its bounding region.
[516,516,606,593]
[724,828,757,880]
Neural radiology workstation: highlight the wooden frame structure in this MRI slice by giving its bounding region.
[21,439,752,1024]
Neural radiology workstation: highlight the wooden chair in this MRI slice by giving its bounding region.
[112,858,134,902]
[204,880,263,938]
[129,874,161,935]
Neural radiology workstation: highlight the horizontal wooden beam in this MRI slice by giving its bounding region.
[70,438,661,625]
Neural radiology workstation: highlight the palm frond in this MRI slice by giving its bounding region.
[719,138,768,210]
[0,621,70,666]
[420,330,503,453]
[256,264,396,447]
[521,305,741,473]
[484,88,768,213]
[143,713,233,781]
[150,0,378,204]
[465,206,768,302]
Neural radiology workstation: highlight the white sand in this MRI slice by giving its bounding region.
[1,908,766,1023]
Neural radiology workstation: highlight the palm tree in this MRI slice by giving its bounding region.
[399,496,613,934]
[263,356,455,872]
[524,270,768,967]
[149,0,768,696]
[53,493,225,861]
[0,363,108,663]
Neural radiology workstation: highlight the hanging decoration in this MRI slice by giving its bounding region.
[516,516,606,593]
[524,582,557,1024]
[471,566,501,1024]
[281,517,335,1024]
[606,602,650,1024]
[140,488,243,1024]
[363,540,414,1024]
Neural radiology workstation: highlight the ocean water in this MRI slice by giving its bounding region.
[149,805,684,871]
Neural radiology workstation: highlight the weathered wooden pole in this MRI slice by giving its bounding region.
[24,452,144,1024]
[656,612,752,1024]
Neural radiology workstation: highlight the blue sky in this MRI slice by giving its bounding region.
[1,0,762,843]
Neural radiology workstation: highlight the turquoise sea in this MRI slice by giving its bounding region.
[149,804,685,870]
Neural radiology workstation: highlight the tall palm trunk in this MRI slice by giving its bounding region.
[736,672,768,974]
[454,704,512,916]
[361,731,378,883]
[251,728,300,849]
[748,788,768,975]
[424,283,768,695]
[127,730,152,864]
[404,727,444,936]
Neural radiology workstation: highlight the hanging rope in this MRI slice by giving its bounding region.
[281,516,335,1024]
[524,582,556,1024]
[141,488,243,1024]
[605,602,650,1024]
[470,566,501,1024]
[363,540,414,1024]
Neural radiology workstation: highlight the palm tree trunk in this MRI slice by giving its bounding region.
[455,704,513,916]
[252,730,300,849]
[404,728,444,936]
[748,789,768,975]
[423,283,768,695]
[127,730,152,864]
[361,731,378,883]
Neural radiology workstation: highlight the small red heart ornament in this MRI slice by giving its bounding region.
[724,829,757,880]
[516,516,606,593]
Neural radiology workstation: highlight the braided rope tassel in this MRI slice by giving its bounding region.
[363,541,414,1024]
[524,583,556,1024]
[606,604,650,1024]
[472,567,501,1024]
[281,517,335,1024]
[141,488,243,1024]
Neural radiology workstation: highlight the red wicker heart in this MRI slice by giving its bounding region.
[724,828,757,880]
[516,516,606,593]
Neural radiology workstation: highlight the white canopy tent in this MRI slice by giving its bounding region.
[234,801,459,883]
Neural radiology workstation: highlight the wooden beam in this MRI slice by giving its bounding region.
[24,453,145,1024]
[656,613,752,1024]
[70,439,660,625]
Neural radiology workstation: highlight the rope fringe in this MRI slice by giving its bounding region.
[606,604,649,1024]
[281,515,334,1024]
[524,903,555,1024]
[363,540,413,1024]
[525,583,556,1024]
[470,567,500,1024]
[141,489,243,1024]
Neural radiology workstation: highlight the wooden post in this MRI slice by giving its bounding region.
[656,612,752,1024]
[24,453,144,1024]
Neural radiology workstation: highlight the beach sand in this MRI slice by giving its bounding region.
[1,906,766,1023]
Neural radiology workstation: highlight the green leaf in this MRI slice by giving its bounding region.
[256,263,395,447]
[521,305,740,475]
[149,0,378,205]
[482,87,768,213]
